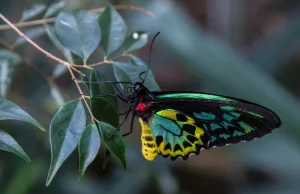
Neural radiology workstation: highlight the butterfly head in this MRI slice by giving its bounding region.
[134,82,143,92]
[126,82,152,109]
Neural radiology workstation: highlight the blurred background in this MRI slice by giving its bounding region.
[1,0,300,193]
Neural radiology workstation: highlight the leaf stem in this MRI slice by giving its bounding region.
[87,53,131,67]
[67,65,95,121]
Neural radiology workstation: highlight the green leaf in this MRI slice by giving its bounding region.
[113,58,160,91]
[99,3,127,57]
[0,130,32,167]
[97,121,126,170]
[55,10,101,60]
[124,31,149,53]
[130,56,160,91]
[50,83,65,107]
[0,59,10,97]
[0,98,45,131]
[0,50,22,97]
[89,71,119,127]
[44,1,66,18]
[20,3,47,22]
[91,97,119,128]
[0,49,22,65]
[78,122,100,181]
[14,26,46,47]
[3,161,39,194]
[46,99,86,186]
[112,62,132,90]
[103,149,110,170]
[45,24,74,64]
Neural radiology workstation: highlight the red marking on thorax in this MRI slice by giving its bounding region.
[136,103,147,112]
[136,97,151,112]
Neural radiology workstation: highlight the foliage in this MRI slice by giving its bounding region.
[1,0,299,193]
[0,1,157,186]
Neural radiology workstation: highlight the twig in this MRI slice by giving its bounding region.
[67,65,95,120]
[0,13,84,76]
[0,13,95,120]
[71,53,131,68]
[0,5,156,30]
[0,18,55,30]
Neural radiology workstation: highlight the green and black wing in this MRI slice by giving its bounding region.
[141,92,281,160]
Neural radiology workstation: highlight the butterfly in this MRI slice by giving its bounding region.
[97,32,281,161]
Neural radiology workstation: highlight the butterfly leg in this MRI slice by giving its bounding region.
[108,106,132,139]
[122,114,135,137]
[119,110,130,116]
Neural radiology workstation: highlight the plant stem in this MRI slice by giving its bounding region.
[0,13,84,76]
[0,5,156,30]
[0,13,95,120]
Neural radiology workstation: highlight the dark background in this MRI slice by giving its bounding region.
[1,0,300,193]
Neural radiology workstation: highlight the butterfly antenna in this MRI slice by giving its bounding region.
[141,31,160,84]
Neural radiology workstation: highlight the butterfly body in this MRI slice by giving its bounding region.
[127,82,281,161]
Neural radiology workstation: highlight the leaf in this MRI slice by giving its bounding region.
[45,25,74,64]
[14,26,46,47]
[0,49,22,65]
[97,121,126,170]
[89,71,118,109]
[0,50,22,97]
[124,31,149,53]
[0,98,45,131]
[0,130,32,167]
[44,1,66,18]
[112,62,132,90]
[91,97,119,128]
[130,56,160,91]
[46,99,86,186]
[103,149,110,170]
[50,84,65,107]
[78,122,100,181]
[99,3,127,57]
[55,10,101,60]
[20,3,47,22]
[0,60,10,97]
[113,57,160,91]
[3,160,39,194]
[89,71,119,127]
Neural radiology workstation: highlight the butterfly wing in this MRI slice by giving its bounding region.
[140,92,281,160]
[140,109,209,160]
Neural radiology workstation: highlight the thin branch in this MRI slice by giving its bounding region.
[71,53,132,68]
[0,13,84,76]
[0,13,95,120]
[0,18,55,30]
[0,5,155,30]
[67,65,95,120]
